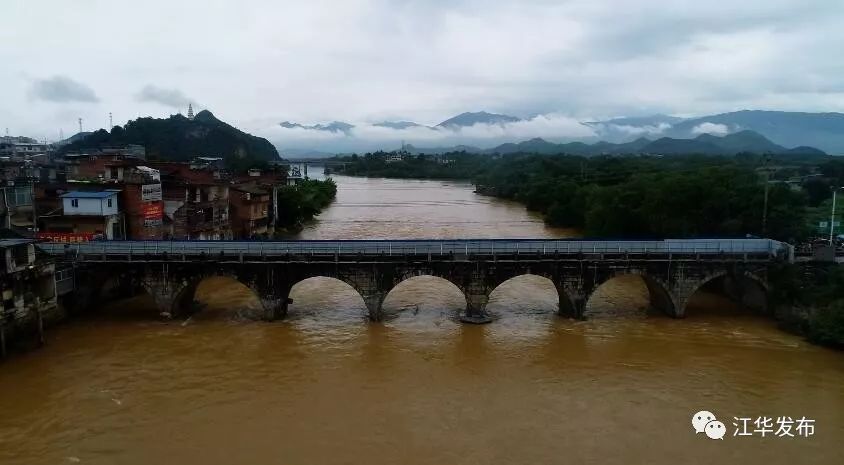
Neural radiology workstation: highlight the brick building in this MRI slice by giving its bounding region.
[229,183,271,238]
[151,162,231,240]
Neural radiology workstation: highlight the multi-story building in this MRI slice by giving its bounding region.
[151,162,231,240]
[0,238,59,355]
[38,190,123,241]
[102,163,163,240]
[229,183,271,238]
[0,185,35,236]
[0,137,50,160]
[233,167,286,232]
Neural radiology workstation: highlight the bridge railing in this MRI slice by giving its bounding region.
[36,238,788,260]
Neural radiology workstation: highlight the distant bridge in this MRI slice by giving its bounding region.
[40,238,791,322]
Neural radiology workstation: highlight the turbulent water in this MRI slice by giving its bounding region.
[0,173,842,465]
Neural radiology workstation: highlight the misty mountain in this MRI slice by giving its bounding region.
[588,110,844,154]
[373,121,428,130]
[273,109,844,155]
[407,130,825,156]
[61,110,279,162]
[586,114,684,127]
[280,121,355,134]
[663,110,844,154]
[436,111,521,128]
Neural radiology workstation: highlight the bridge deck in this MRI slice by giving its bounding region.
[37,238,789,261]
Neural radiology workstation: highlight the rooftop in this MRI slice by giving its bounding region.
[60,190,120,199]
[232,183,269,195]
[0,238,36,248]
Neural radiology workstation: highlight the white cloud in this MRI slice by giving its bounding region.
[691,122,730,135]
[1,0,843,143]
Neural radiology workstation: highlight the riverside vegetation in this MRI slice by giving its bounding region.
[274,178,338,234]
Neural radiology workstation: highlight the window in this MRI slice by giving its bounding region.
[107,198,113,208]
[71,199,78,208]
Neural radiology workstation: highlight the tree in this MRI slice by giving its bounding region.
[804,178,832,207]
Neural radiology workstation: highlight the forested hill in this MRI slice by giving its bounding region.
[59,110,279,166]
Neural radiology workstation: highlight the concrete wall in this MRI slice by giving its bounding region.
[63,195,119,216]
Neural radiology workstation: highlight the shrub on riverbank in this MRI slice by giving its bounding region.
[806,301,844,348]
[275,178,337,233]
[770,264,844,348]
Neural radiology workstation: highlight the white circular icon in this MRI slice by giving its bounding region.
[705,420,726,440]
[692,410,716,433]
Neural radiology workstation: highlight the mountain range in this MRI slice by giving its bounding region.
[404,130,826,157]
[277,109,844,155]
[588,110,844,153]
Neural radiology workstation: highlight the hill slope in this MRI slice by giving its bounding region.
[62,110,279,163]
[665,110,844,154]
[437,111,521,128]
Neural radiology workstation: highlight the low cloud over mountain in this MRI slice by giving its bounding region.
[254,109,844,155]
[258,112,596,154]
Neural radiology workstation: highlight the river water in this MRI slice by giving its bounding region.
[0,173,842,465]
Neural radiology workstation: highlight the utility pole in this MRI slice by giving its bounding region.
[831,188,838,245]
[761,153,772,236]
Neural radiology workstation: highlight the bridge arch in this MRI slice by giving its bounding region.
[287,276,372,320]
[679,271,769,318]
[487,274,574,317]
[382,275,467,318]
[141,272,264,320]
[585,272,679,318]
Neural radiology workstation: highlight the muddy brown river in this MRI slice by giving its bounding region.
[0,173,842,465]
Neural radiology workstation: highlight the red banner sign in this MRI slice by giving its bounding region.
[37,232,96,243]
[142,202,163,220]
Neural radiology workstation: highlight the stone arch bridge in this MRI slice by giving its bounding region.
[39,239,791,322]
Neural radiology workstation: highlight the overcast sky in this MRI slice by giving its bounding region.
[2,0,843,149]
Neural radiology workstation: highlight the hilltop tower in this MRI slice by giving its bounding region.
[187,103,195,120]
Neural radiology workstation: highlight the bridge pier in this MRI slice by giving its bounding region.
[461,293,493,324]
[145,281,195,320]
[261,296,289,321]
[363,293,385,322]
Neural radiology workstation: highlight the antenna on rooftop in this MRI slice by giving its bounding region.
[59,128,64,141]
[78,118,83,133]
[109,112,113,130]
[4,127,8,137]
